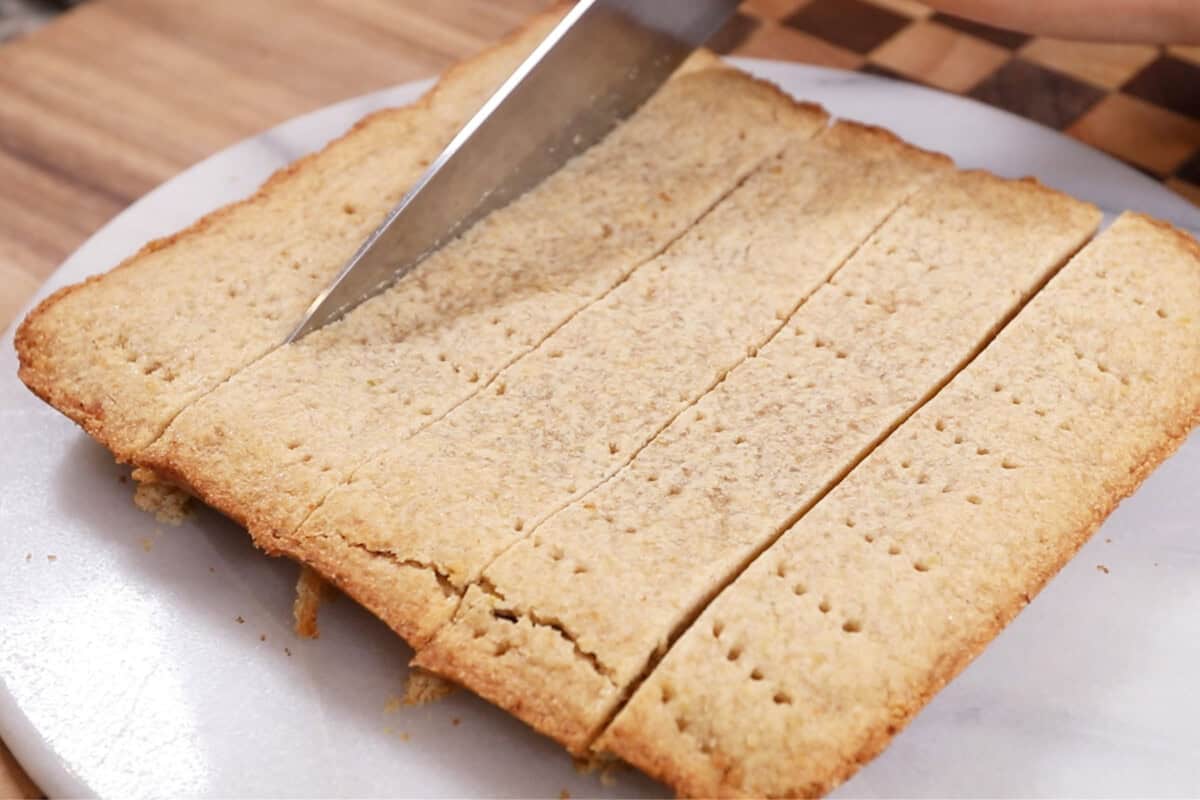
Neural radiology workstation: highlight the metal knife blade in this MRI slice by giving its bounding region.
[286,0,740,342]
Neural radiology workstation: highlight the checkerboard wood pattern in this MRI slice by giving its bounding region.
[722,0,1200,208]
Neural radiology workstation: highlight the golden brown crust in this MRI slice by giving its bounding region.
[1130,210,1200,260]
[412,583,617,753]
[146,447,463,651]
[14,120,355,460]
[413,629,601,752]
[824,118,952,172]
[136,445,258,531]
[270,526,460,648]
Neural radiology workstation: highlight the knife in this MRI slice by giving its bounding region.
[286,0,740,342]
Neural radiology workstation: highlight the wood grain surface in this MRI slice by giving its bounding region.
[1,1,1196,796]
[0,0,552,333]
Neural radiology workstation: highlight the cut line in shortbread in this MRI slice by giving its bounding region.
[285,120,952,652]
[139,68,824,550]
[413,169,1101,753]
[598,213,1200,797]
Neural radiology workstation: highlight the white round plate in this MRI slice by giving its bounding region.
[2,61,1198,798]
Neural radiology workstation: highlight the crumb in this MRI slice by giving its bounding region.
[451,717,461,727]
[1096,564,1109,574]
[400,732,410,742]
[47,555,57,562]
[293,565,333,639]
[384,695,403,714]
[25,553,31,562]
[560,790,570,799]
[236,615,245,624]
[131,466,192,525]
[209,567,215,573]
[403,668,457,706]
[140,537,154,552]
[1105,537,1112,543]
[285,647,292,657]
[260,634,267,642]
[118,474,127,484]
[574,752,620,784]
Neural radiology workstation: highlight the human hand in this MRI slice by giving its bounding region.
[922,0,1200,43]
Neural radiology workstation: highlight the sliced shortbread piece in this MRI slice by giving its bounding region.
[599,213,1200,798]
[141,69,825,540]
[14,11,566,463]
[414,170,1101,752]
[288,122,952,649]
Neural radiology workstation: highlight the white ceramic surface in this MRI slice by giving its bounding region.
[1,61,1198,798]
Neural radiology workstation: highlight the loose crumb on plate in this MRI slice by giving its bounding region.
[131,466,193,525]
[573,755,601,775]
[383,727,411,742]
[1096,564,1110,574]
[573,753,621,786]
